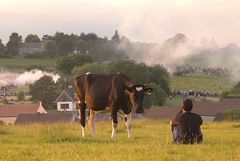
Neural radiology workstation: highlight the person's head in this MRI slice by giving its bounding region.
[182,98,193,112]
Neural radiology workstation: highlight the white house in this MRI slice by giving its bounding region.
[55,87,77,111]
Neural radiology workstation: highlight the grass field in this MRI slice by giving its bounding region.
[0,120,240,161]
[0,57,57,71]
[170,74,234,92]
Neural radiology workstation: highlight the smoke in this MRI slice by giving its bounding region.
[119,33,216,66]
[0,69,60,87]
[118,34,240,81]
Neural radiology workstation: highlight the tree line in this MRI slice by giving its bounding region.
[0,30,129,61]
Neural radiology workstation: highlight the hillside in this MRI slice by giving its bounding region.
[0,120,240,161]
[0,57,57,72]
[170,74,233,92]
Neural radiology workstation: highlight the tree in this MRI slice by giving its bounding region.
[29,75,58,110]
[149,65,171,95]
[24,34,41,42]
[106,60,171,95]
[71,63,106,79]
[6,32,22,56]
[0,39,5,56]
[111,30,120,43]
[43,40,58,57]
[56,54,93,76]
[42,34,53,41]
[17,91,25,101]
[53,32,75,55]
[232,82,240,93]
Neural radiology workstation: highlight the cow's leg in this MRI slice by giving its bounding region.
[88,109,96,137]
[111,108,118,139]
[79,102,86,137]
[124,113,132,139]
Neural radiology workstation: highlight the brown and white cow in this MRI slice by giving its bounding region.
[74,73,152,138]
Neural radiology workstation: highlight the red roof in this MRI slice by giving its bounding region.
[15,112,78,124]
[145,99,240,120]
[144,106,178,120]
[192,99,240,115]
[0,104,42,117]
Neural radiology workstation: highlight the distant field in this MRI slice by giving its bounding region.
[170,74,234,92]
[0,57,57,71]
[0,120,240,161]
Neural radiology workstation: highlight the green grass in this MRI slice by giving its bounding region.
[0,57,57,71]
[170,74,234,92]
[0,120,240,161]
[8,85,29,93]
[165,96,183,108]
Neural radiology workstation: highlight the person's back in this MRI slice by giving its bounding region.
[171,98,203,144]
[176,112,203,144]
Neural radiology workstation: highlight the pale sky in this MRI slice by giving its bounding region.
[0,0,240,46]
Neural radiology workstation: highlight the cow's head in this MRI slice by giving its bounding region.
[125,84,153,113]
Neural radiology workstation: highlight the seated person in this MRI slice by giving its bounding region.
[170,98,203,144]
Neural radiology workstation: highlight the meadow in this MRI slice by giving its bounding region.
[170,74,234,92]
[0,120,240,161]
[0,57,57,71]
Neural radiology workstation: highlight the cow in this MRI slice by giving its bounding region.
[74,73,153,139]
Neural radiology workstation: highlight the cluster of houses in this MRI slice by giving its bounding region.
[0,86,79,125]
[0,86,240,125]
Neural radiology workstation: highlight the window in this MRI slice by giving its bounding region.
[61,104,69,110]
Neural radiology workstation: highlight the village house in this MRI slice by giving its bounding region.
[0,103,46,125]
[18,42,43,56]
[55,86,77,111]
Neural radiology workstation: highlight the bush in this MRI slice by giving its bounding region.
[224,109,240,121]
[149,83,167,106]
[2,98,9,104]
[23,53,43,58]
[71,63,106,78]
[25,65,46,71]
[17,91,25,101]
[56,54,93,76]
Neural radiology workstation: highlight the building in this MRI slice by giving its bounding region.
[0,103,46,125]
[15,111,78,125]
[18,42,43,56]
[55,87,77,111]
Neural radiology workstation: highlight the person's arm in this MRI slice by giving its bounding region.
[171,116,179,126]
[199,115,203,125]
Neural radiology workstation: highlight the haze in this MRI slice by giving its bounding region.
[0,0,240,46]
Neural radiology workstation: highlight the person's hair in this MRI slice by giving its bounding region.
[182,98,193,111]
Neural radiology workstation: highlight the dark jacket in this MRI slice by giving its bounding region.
[172,111,203,144]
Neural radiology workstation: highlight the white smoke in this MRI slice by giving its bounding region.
[118,34,240,81]
[119,34,217,66]
[0,69,60,87]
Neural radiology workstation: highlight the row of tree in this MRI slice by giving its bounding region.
[0,31,129,61]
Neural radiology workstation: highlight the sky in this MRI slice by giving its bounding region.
[0,0,240,46]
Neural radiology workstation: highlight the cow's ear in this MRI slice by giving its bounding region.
[144,87,153,95]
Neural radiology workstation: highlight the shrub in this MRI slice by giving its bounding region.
[224,109,240,121]
[17,91,25,101]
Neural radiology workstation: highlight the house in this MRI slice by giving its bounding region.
[144,99,240,122]
[55,86,77,111]
[15,111,78,125]
[0,103,46,125]
[18,42,43,56]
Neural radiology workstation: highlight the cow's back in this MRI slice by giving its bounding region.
[75,74,131,110]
